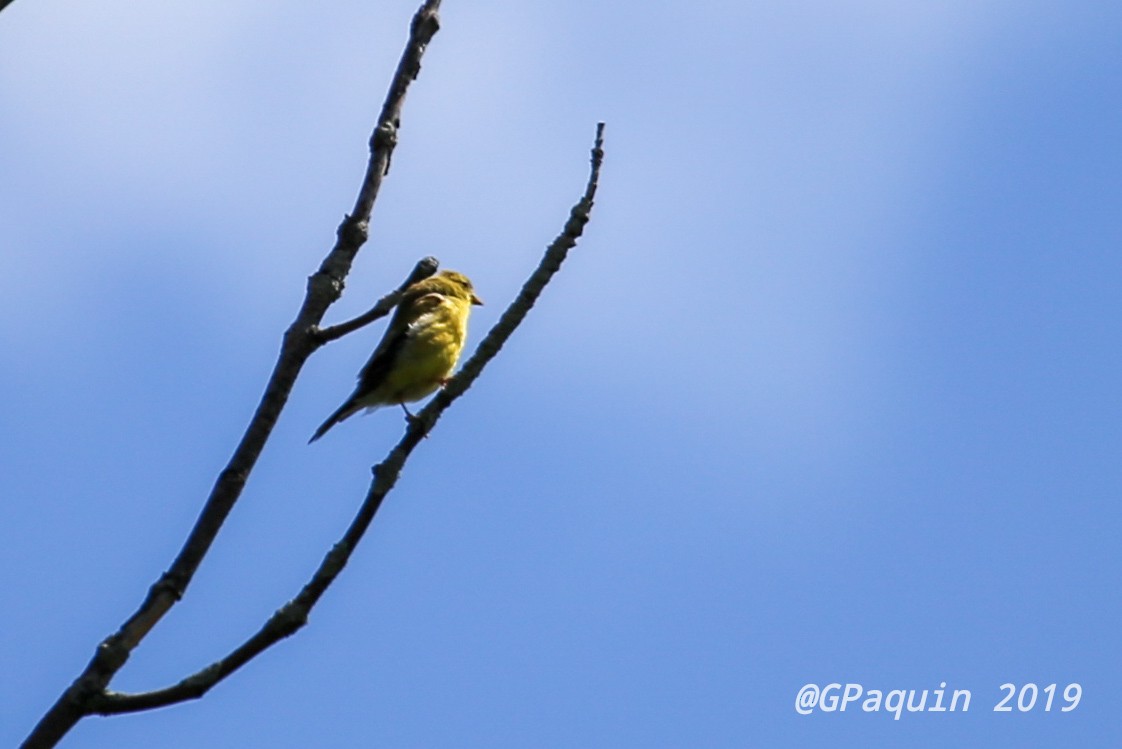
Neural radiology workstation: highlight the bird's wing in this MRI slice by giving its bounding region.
[357,291,445,391]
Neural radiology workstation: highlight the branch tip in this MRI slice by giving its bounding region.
[313,257,440,343]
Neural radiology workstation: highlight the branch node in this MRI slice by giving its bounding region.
[412,6,441,40]
[371,121,398,152]
[338,214,369,246]
[370,456,405,485]
[266,601,309,639]
[306,272,343,302]
[152,570,186,601]
[323,541,352,577]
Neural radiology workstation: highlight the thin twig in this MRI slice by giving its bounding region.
[20,3,443,748]
[312,256,439,344]
[89,122,606,716]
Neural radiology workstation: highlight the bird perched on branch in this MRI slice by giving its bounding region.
[310,270,483,443]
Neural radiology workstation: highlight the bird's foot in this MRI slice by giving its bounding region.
[400,404,429,438]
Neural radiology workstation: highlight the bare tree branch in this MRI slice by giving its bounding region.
[87,121,606,717]
[20,3,443,747]
[0,0,19,16]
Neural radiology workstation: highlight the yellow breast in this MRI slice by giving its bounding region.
[378,297,470,404]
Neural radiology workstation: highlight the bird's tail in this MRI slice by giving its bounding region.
[308,400,360,444]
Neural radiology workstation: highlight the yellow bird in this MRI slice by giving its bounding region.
[310,270,483,443]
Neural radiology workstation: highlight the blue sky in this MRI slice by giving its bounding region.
[2,0,1120,746]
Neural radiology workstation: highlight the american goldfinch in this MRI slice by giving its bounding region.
[310,270,483,443]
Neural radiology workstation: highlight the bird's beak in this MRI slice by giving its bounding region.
[471,294,484,306]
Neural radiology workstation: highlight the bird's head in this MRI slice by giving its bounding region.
[430,270,484,306]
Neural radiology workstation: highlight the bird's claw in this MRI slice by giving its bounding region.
[401,407,430,438]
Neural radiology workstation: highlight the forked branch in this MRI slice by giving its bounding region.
[21,2,443,747]
[88,121,606,716]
